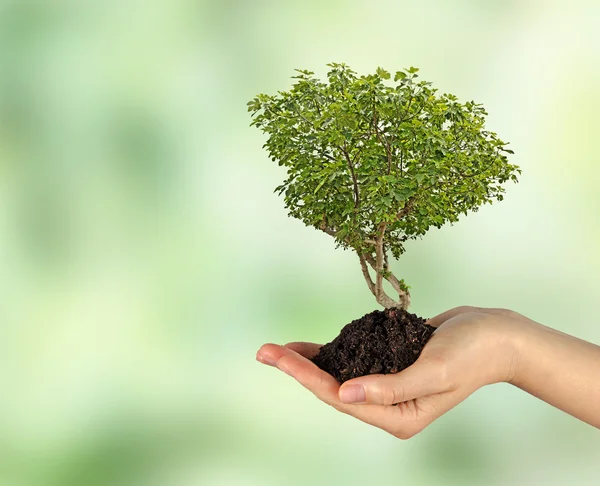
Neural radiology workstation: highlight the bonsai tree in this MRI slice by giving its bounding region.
[248,63,520,311]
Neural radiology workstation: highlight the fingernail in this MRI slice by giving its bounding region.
[339,384,366,403]
[256,353,276,366]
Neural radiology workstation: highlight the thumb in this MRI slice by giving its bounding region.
[338,360,450,405]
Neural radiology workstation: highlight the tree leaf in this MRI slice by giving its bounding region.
[394,71,407,81]
[376,67,391,80]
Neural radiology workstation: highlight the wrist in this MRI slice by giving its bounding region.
[483,313,529,385]
[499,314,538,387]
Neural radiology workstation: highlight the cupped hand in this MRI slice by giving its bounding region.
[257,306,529,439]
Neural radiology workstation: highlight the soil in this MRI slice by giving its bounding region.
[311,308,436,383]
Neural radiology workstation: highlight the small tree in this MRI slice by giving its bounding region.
[248,63,520,310]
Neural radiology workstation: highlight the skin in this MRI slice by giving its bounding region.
[256,306,600,439]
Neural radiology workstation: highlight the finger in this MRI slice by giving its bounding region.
[283,342,323,359]
[425,305,481,327]
[275,351,342,406]
[257,343,302,367]
[279,355,454,441]
[346,401,419,437]
[257,343,342,403]
[256,343,281,366]
[338,359,451,405]
[274,357,424,436]
[477,307,531,323]
[259,344,382,416]
[388,388,469,439]
[276,353,424,432]
[258,344,429,437]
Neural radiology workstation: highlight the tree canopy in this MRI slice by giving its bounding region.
[248,63,520,308]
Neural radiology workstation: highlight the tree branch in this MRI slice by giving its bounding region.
[400,150,404,174]
[319,151,336,162]
[324,226,407,308]
[383,242,389,270]
[359,254,376,296]
[364,250,411,310]
[320,226,337,237]
[370,99,395,176]
[341,142,360,213]
[396,196,417,220]
[374,222,386,302]
[377,124,393,175]
[350,108,378,165]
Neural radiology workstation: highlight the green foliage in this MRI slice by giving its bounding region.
[398,279,411,293]
[248,63,520,260]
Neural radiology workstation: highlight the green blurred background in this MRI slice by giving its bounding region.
[1,0,599,485]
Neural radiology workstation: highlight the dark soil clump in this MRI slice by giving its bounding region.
[311,308,435,383]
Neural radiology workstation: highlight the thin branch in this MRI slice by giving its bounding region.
[319,151,336,162]
[359,254,376,296]
[350,104,378,165]
[364,251,411,310]
[400,150,404,174]
[370,97,395,176]
[396,196,417,220]
[374,222,387,301]
[383,243,389,270]
[376,123,393,175]
[320,226,337,237]
[341,142,360,212]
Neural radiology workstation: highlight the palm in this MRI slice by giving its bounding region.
[257,316,475,438]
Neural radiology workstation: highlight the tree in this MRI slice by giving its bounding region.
[248,63,520,310]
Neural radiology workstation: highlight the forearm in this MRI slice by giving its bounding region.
[511,320,600,428]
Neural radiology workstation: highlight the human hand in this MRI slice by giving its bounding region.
[256,306,528,439]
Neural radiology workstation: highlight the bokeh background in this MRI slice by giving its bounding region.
[1,0,599,485]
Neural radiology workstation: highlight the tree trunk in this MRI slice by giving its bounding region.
[359,253,399,308]
[364,253,411,310]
